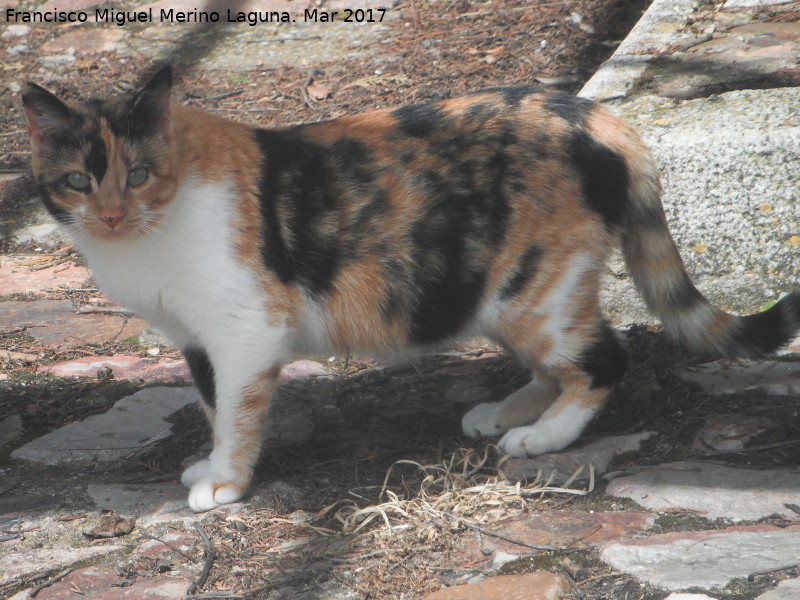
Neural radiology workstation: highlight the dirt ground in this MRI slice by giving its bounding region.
[5,1,800,599]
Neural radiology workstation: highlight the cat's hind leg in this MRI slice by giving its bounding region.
[461,367,560,437]
[498,322,626,457]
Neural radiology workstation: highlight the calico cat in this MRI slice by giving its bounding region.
[22,66,800,512]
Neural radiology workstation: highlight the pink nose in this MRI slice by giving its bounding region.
[99,212,125,229]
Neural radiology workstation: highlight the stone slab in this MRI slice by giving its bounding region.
[503,432,654,485]
[453,510,655,568]
[607,461,800,521]
[0,545,123,585]
[11,387,199,466]
[423,572,571,600]
[0,255,90,295]
[600,525,800,591]
[24,566,195,600]
[724,0,794,6]
[757,578,800,600]
[41,29,128,55]
[0,414,22,447]
[679,359,800,396]
[87,482,190,520]
[0,299,148,350]
[48,356,191,382]
[596,88,799,327]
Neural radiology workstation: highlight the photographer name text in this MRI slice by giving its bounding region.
[6,7,387,26]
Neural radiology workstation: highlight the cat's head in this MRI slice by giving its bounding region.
[22,66,177,240]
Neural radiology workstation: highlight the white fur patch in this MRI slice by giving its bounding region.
[462,402,504,437]
[538,253,595,362]
[498,403,596,457]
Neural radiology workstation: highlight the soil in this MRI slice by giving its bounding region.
[6,1,799,599]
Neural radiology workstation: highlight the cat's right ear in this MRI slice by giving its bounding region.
[21,83,72,149]
[131,65,173,135]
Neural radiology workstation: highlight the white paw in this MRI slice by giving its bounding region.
[498,424,564,458]
[462,402,505,437]
[181,459,212,487]
[187,477,246,512]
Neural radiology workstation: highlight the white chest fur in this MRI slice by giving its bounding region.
[74,180,275,352]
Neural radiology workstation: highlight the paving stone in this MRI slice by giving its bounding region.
[0,415,22,447]
[756,578,800,600]
[453,511,655,568]
[0,546,124,585]
[47,356,326,384]
[38,0,111,10]
[134,531,200,558]
[48,356,191,382]
[423,572,571,600]
[679,359,800,396]
[87,482,190,523]
[724,0,794,7]
[691,413,778,454]
[606,461,800,521]
[0,493,63,519]
[502,432,654,485]
[1,300,148,350]
[20,567,195,599]
[600,525,800,591]
[12,387,199,466]
[41,28,127,55]
[262,411,313,445]
[10,222,69,246]
[278,359,330,380]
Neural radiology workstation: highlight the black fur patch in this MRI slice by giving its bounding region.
[470,86,543,107]
[84,133,108,182]
[255,128,340,296]
[394,103,447,138]
[500,245,543,299]
[732,291,800,357]
[184,346,216,408]
[544,94,595,124]
[578,323,627,389]
[38,185,72,225]
[566,129,630,229]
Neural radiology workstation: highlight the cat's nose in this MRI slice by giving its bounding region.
[99,211,125,229]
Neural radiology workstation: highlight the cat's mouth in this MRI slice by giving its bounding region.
[84,215,155,241]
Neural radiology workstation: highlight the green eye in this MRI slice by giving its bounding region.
[66,172,90,192]
[126,167,148,187]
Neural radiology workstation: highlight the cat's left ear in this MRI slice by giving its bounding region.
[130,65,172,135]
[21,82,73,150]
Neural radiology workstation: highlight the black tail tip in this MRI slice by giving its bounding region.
[735,291,800,357]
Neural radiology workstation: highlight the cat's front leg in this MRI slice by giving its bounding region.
[181,346,280,511]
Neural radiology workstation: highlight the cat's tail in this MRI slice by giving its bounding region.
[609,120,800,358]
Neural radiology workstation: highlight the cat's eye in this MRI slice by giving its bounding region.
[66,172,90,192]
[126,167,148,187]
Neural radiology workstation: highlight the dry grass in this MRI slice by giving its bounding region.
[199,446,593,599]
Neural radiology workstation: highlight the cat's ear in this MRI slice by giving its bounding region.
[21,82,73,149]
[130,65,172,135]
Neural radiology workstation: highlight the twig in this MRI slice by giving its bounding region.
[191,89,245,103]
[442,512,565,552]
[29,256,73,271]
[187,522,216,595]
[30,567,75,597]
[43,288,99,294]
